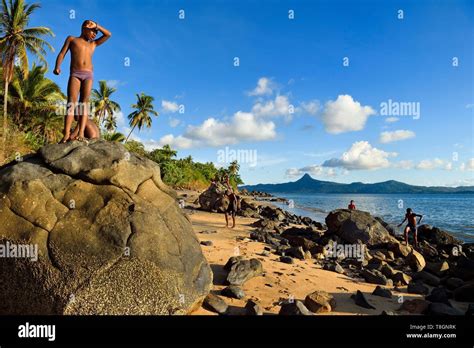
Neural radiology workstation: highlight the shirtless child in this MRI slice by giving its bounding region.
[398,208,423,248]
[54,20,111,142]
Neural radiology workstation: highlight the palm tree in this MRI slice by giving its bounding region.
[0,0,54,155]
[91,80,121,129]
[161,144,177,160]
[9,64,64,130]
[30,110,62,143]
[125,93,158,142]
[103,131,125,142]
[228,160,240,176]
[103,116,117,132]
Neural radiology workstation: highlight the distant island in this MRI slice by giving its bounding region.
[240,173,474,194]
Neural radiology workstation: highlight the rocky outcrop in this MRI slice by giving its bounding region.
[325,209,398,247]
[198,183,230,213]
[0,140,212,315]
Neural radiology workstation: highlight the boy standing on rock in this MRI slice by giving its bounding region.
[54,20,111,143]
[398,208,423,248]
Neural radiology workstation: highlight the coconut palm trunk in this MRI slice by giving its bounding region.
[125,124,137,142]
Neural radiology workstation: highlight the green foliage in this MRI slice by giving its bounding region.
[124,139,146,157]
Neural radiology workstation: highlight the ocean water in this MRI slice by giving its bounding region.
[267,193,474,243]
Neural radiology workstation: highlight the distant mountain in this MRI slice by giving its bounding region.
[240,174,474,194]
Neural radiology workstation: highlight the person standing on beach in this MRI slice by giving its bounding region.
[54,20,111,143]
[398,208,423,248]
[223,175,238,228]
[348,200,356,210]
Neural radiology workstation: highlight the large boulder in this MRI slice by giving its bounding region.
[198,183,230,213]
[325,209,398,247]
[417,225,461,246]
[0,140,212,314]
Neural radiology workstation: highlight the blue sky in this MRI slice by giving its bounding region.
[31,0,473,186]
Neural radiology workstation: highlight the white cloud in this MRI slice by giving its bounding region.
[322,141,397,170]
[252,95,292,119]
[460,158,474,171]
[248,77,275,96]
[416,158,446,170]
[157,111,276,149]
[394,160,414,169]
[321,95,376,134]
[168,117,181,128]
[162,100,180,113]
[385,117,399,123]
[300,100,320,115]
[105,80,123,89]
[379,130,416,143]
[286,165,337,178]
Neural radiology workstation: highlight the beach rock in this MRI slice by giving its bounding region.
[279,300,312,315]
[260,206,286,222]
[304,290,336,313]
[466,304,474,315]
[391,271,412,286]
[445,277,464,290]
[279,256,294,264]
[0,140,212,315]
[450,256,474,281]
[399,299,430,314]
[453,283,474,302]
[388,242,413,257]
[225,258,263,286]
[203,294,228,314]
[413,271,441,286]
[407,281,430,295]
[224,256,244,271]
[372,286,392,298]
[380,310,396,315]
[351,290,376,310]
[198,182,231,213]
[406,249,426,272]
[286,246,306,260]
[245,300,263,315]
[221,285,245,299]
[200,240,213,246]
[324,262,345,274]
[417,225,461,246]
[426,287,451,305]
[427,302,463,316]
[325,209,398,247]
[360,269,393,286]
[425,261,449,277]
[251,218,277,231]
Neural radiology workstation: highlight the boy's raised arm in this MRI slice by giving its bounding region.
[93,23,112,47]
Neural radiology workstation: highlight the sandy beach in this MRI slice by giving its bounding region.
[177,190,470,316]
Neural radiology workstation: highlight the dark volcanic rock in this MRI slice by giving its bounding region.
[372,286,392,298]
[351,290,376,310]
[427,302,463,316]
[413,271,441,287]
[279,256,294,264]
[399,299,430,314]
[203,293,228,314]
[225,258,263,286]
[453,283,474,302]
[279,300,312,315]
[325,209,398,246]
[245,299,263,315]
[324,262,345,274]
[417,225,461,246]
[200,240,213,246]
[445,277,464,290]
[360,269,393,286]
[407,281,430,295]
[221,285,245,299]
[426,287,451,305]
